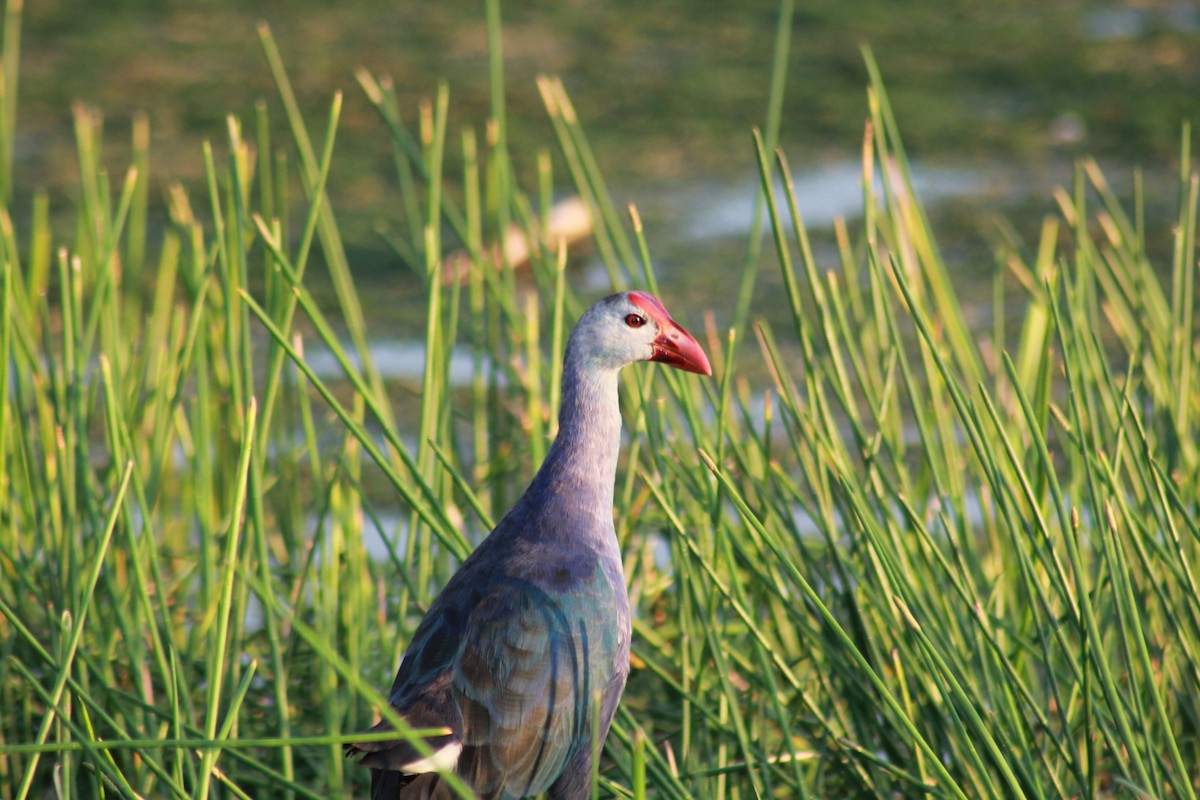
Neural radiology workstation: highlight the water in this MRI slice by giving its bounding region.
[1085,4,1200,40]
[680,161,992,240]
[306,339,491,386]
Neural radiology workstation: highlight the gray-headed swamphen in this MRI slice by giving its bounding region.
[346,291,711,799]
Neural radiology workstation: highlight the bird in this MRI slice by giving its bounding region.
[346,291,711,799]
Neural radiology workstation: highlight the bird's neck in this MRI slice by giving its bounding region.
[528,358,623,517]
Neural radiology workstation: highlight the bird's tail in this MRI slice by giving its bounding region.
[346,720,461,800]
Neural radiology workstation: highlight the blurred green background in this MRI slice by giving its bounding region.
[4,4,1200,796]
[13,0,1200,329]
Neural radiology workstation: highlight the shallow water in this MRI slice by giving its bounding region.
[1085,4,1200,40]
[679,161,995,240]
[305,339,489,386]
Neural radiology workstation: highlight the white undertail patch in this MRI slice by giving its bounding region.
[400,741,463,774]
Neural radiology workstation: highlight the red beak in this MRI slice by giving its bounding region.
[652,319,712,376]
[627,291,712,376]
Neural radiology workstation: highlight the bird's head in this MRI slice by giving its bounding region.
[571,291,712,376]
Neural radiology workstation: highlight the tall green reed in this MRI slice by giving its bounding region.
[1,0,1198,797]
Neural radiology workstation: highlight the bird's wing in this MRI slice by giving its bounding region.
[451,575,602,798]
[346,609,464,773]
[349,544,622,797]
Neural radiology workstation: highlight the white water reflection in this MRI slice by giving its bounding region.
[305,340,490,386]
[1085,4,1199,41]
[682,161,991,240]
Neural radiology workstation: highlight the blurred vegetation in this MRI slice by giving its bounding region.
[7,0,1194,348]
[15,1,1200,191]
[3,2,1200,798]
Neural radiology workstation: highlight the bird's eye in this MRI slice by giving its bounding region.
[624,314,646,328]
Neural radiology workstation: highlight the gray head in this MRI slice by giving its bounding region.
[566,291,712,376]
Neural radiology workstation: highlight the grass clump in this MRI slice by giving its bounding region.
[1,1,1199,798]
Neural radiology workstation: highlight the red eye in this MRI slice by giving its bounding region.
[625,314,646,328]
